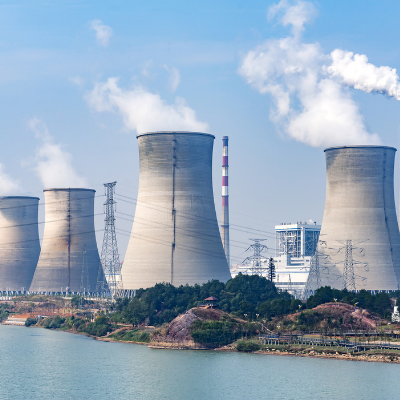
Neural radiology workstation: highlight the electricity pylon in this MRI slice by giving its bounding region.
[243,239,269,275]
[100,182,123,295]
[301,251,321,300]
[336,239,367,291]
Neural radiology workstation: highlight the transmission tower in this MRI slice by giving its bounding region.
[99,182,123,295]
[342,240,356,291]
[301,251,321,300]
[335,239,368,291]
[243,239,268,275]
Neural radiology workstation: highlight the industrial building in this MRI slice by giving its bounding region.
[0,196,41,292]
[30,188,101,294]
[230,222,320,297]
[274,222,320,296]
[121,131,231,290]
[317,146,400,293]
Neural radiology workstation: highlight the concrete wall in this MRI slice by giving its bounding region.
[318,146,400,291]
[0,196,40,291]
[121,131,231,290]
[30,189,101,293]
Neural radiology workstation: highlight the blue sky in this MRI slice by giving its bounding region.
[1,0,400,264]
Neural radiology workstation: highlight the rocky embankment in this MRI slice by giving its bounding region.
[256,347,400,363]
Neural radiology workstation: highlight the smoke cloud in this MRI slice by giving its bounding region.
[90,20,113,47]
[239,0,391,147]
[0,164,21,196]
[85,77,209,134]
[29,118,88,189]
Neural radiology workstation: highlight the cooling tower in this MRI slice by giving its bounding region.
[317,146,400,292]
[30,189,101,293]
[0,196,40,291]
[121,131,231,290]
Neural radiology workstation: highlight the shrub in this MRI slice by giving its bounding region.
[43,316,65,329]
[114,329,151,343]
[25,317,37,327]
[191,321,240,347]
[236,341,260,352]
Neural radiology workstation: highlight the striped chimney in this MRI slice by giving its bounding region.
[221,136,230,266]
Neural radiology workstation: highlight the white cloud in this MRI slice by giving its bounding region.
[268,0,317,37]
[164,65,181,92]
[141,60,153,77]
[85,78,209,134]
[0,164,21,196]
[239,0,382,148]
[29,118,88,189]
[69,76,85,87]
[90,19,113,47]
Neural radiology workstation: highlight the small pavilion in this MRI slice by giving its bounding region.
[204,296,219,308]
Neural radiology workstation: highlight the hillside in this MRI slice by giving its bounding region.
[150,307,249,349]
[268,302,382,332]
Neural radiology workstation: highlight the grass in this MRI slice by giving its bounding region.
[109,329,151,343]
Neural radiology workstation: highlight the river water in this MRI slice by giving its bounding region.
[1,325,400,400]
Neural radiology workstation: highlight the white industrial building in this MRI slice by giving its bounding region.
[274,221,320,297]
[230,221,320,298]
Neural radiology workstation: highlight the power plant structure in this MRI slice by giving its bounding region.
[274,221,321,297]
[0,196,41,292]
[221,136,230,267]
[317,146,400,293]
[30,188,102,294]
[121,131,231,290]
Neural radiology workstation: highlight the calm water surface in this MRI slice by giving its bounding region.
[1,325,399,400]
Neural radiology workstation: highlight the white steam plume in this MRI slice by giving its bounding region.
[239,0,383,147]
[326,49,400,99]
[0,164,21,196]
[29,118,88,188]
[90,20,113,47]
[268,0,317,37]
[164,65,181,92]
[85,78,209,134]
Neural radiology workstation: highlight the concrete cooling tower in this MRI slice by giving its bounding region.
[30,189,101,293]
[317,146,400,292]
[0,196,40,292]
[121,131,231,290]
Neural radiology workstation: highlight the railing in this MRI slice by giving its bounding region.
[259,334,400,351]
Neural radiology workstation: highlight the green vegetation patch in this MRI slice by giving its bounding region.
[111,274,299,327]
[25,317,38,327]
[83,316,112,337]
[43,316,66,329]
[0,304,10,322]
[110,329,151,343]
[236,341,261,352]
[190,320,242,347]
[307,287,393,318]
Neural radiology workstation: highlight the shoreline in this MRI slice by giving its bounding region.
[254,349,400,364]
[5,323,400,364]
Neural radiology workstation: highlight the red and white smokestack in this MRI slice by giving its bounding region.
[221,136,230,267]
